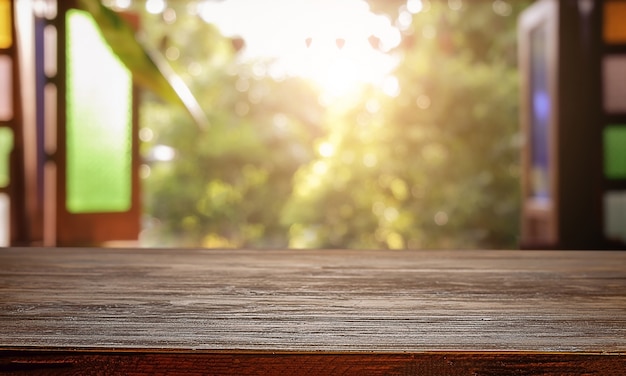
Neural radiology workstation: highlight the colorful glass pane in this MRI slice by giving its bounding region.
[0,0,11,49]
[0,126,12,187]
[529,23,551,200]
[0,55,11,120]
[44,25,57,77]
[604,126,626,179]
[603,55,626,113]
[604,191,626,244]
[44,83,57,154]
[604,1,626,44]
[66,10,132,213]
[0,193,8,246]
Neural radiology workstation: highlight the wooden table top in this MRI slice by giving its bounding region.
[1,247,625,353]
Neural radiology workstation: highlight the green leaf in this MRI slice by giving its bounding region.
[75,0,209,130]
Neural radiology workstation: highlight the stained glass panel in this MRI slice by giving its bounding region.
[0,126,12,187]
[0,193,8,246]
[0,0,11,49]
[0,55,11,121]
[44,83,57,154]
[604,191,626,244]
[66,9,132,213]
[604,1,626,44]
[604,125,626,179]
[529,23,551,200]
[44,25,57,77]
[603,55,626,113]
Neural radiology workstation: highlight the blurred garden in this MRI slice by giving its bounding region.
[114,0,531,249]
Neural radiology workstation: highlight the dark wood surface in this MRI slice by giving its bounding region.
[1,248,625,375]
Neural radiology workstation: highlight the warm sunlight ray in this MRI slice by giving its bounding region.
[198,0,400,100]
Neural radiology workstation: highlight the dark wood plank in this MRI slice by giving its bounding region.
[1,248,625,353]
[1,350,626,376]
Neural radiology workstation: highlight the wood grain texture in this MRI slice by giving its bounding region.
[1,350,625,376]
[1,248,625,354]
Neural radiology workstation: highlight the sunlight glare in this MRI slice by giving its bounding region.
[198,0,400,100]
[407,0,424,14]
[318,142,335,157]
[145,0,166,14]
[111,0,131,9]
[382,75,400,97]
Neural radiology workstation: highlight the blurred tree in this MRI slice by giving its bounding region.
[282,1,531,249]
[77,0,209,128]
[137,5,323,247]
[129,0,530,249]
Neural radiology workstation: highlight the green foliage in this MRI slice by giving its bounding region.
[138,1,529,249]
[282,1,530,249]
[138,5,322,247]
[76,0,208,128]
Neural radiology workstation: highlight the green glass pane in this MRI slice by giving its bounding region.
[0,127,12,187]
[604,125,626,179]
[66,9,132,213]
[0,0,11,49]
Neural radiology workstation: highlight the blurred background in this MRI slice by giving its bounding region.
[0,0,535,249]
[132,0,530,249]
